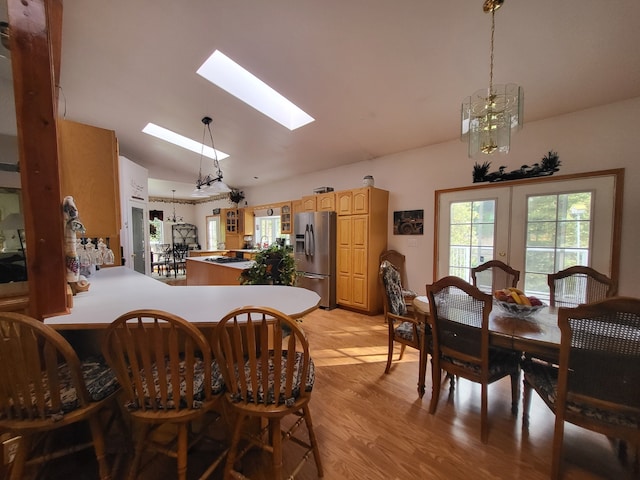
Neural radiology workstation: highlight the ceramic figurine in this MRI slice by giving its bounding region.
[62,196,86,291]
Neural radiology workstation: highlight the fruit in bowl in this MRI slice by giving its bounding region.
[493,288,546,317]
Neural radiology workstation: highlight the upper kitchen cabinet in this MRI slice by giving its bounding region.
[337,187,369,215]
[58,119,122,266]
[301,192,335,212]
[301,195,316,212]
[223,207,254,249]
[223,208,254,235]
[316,192,335,211]
[280,203,292,234]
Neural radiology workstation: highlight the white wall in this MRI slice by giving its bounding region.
[240,97,640,297]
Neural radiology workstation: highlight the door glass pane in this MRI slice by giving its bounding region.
[448,200,495,282]
[524,192,592,299]
[206,216,219,250]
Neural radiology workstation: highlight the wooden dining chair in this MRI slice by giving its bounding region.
[426,276,521,443]
[210,306,323,480]
[522,297,640,479]
[379,249,417,310]
[0,312,121,480]
[379,260,428,396]
[470,259,520,294]
[101,309,227,480]
[547,265,616,307]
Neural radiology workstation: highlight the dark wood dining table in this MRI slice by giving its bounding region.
[412,295,561,397]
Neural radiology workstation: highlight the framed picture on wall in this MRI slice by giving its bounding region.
[393,209,424,235]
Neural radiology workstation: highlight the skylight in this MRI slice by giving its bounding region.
[197,50,314,131]
[142,123,229,160]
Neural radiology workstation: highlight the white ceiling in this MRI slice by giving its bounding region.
[51,1,640,199]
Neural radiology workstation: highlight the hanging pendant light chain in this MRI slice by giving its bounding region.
[489,6,495,96]
[206,121,222,178]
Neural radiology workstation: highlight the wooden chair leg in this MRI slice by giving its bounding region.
[429,361,442,414]
[177,424,188,480]
[398,343,407,361]
[384,336,394,373]
[9,435,29,480]
[128,423,151,480]
[303,405,324,477]
[88,414,111,480]
[551,416,565,480]
[225,414,245,479]
[418,347,427,398]
[522,377,533,427]
[270,418,283,480]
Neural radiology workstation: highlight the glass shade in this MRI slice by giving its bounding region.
[461,83,523,158]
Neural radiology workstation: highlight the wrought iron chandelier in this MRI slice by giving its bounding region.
[168,189,183,223]
[461,0,523,158]
[192,116,231,197]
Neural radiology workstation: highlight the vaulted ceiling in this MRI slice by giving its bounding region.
[41,1,640,198]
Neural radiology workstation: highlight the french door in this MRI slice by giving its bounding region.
[436,171,620,300]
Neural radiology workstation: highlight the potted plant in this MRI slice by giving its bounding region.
[240,243,297,286]
[229,189,245,207]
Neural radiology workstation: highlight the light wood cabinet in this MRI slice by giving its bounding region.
[58,119,122,266]
[337,187,369,215]
[336,187,388,314]
[301,192,335,212]
[316,192,335,211]
[336,191,352,215]
[280,203,292,234]
[292,199,304,215]
[222,208,254,235]
[301,196,316,212]
[223,208,254,250]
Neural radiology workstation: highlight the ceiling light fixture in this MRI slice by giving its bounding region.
[192,116,231,197]
[461,0,523,158]
[168,189,183,223]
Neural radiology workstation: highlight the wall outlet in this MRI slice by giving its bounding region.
[2,435,21,465]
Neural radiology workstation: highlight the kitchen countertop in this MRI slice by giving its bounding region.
[186,256,254,270]
[45,266,320,329]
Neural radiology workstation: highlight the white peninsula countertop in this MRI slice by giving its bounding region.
[45,266,320,330]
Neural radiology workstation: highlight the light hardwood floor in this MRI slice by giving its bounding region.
[20,307,637,479]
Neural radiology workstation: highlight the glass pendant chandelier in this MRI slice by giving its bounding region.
[461,0,523,158]
[192,116,231,197]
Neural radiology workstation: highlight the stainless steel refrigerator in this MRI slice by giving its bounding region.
[294,211,336,309]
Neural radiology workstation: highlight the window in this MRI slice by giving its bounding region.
[436,170,621,300]
[524,192,592,296]
[449,199,496,282]
[255,216,281,248]
[149,218,164,245]
[206,215,220,250]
